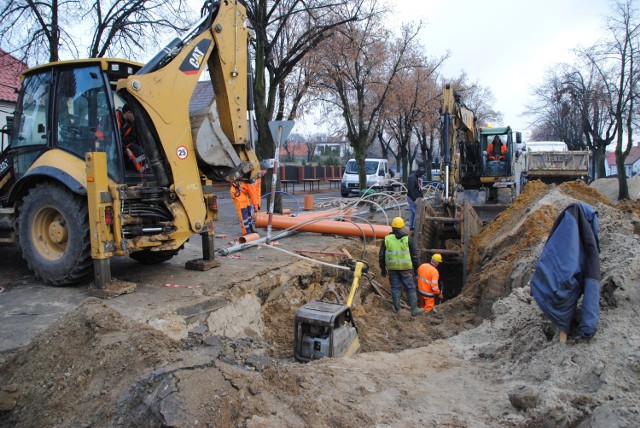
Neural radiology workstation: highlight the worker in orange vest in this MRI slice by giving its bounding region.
[487,135,507,161]
[248,166,267,214]
[247,162,269,228]
[230,181,254,235]
[416,253,444,312]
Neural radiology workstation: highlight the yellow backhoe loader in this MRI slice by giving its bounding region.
[0,0,259,288]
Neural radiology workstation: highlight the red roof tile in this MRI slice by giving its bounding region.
[0,49,27,103]
[280,141,309,158]
[606,144,640,167]
[625,144,640,165]
[605,151,616,167]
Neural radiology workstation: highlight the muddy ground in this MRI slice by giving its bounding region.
[1,179,640,427]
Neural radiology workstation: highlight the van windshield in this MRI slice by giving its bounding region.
[345,160,379,174]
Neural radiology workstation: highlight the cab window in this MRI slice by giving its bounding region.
[54,66,119,177]
[12,71,50,149]
[10,71,52,178]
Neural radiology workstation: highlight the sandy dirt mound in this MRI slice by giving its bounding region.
[465,181,615,315]
[590,176,640,202]
[1,181,639,426]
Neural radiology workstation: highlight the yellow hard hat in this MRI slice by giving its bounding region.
[391,217,405,229]
[431,253,443,263]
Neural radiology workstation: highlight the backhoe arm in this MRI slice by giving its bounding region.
[116,0,259,232]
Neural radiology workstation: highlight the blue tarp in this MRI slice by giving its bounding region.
[530,203,601,338]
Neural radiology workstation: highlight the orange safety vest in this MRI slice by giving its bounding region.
[230,182,250,206]
[247,177,262,210]
[488,142,507,160]
[417,262,440,312]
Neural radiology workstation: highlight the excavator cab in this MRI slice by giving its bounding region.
[479,127,518,202]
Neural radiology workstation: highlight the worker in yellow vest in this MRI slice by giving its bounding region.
[379,217,421,315]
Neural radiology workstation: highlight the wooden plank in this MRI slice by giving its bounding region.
[423,216,461,223]
[559,331,567,343]
[421,249,462,256]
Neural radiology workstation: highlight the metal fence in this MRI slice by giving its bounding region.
[280,165,344,182]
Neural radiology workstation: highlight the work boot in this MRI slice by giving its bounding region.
[392,295,401,313]
[408,292,422,317]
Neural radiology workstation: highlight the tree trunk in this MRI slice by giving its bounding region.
[593,144,607,179]
[615,150,630,200]
[49,0,59,62]
[355,143,366,193]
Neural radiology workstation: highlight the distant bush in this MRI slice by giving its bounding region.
[322,156,339,166]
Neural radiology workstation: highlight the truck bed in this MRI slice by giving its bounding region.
[525,150,589,179]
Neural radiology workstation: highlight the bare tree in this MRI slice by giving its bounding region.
[315,1,419,191]
[438,73,502,127]
[411,75,442,180]
[245,0,360,163]
[563,63,616,179]
[382,46,445,182]
[0,0,191,65]
[581,0,640,199]
[463,82,503,127]
[305,139,315,163]
[0,0,80,63]
[281,140,296,162]
[84,0,191,59]
[527,66,589,147]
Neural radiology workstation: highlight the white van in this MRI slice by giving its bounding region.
[341,158,391,197]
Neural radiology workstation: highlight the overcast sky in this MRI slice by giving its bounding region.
[394,0,615,138]
[181,0,615,139]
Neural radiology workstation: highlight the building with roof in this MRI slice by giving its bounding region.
[605,143,640,177]
[0,49,27,147]
[190,81,214,115]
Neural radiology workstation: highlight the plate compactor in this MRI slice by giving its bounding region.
[294,261,367,362]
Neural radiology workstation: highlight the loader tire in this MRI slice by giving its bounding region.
[129,249,179,265]
[18,183,92,285]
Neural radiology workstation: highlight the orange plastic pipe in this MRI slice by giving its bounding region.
[237,233,260,244]
[254,213,391,238]
[304,195,314,211]
[295,208,355,220]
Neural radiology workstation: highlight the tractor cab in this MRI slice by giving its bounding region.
[0,58,143,205]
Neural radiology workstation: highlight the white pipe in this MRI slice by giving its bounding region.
[217,230,297,256]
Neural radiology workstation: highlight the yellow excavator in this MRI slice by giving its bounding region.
[0,0,259,288]
[415,84,520,298]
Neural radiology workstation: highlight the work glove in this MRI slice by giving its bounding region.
[439,294,444,299]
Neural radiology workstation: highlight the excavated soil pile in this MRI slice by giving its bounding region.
[590,176,640,203]
[464,180,615,316]
[1,180,639,426]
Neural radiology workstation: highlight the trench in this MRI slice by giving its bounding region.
[175,244,483,367]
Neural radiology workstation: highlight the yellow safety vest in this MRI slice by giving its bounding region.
[384,234,412,270]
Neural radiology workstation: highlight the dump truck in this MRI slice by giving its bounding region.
[0,0,259,288]
[519,141,590,189]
